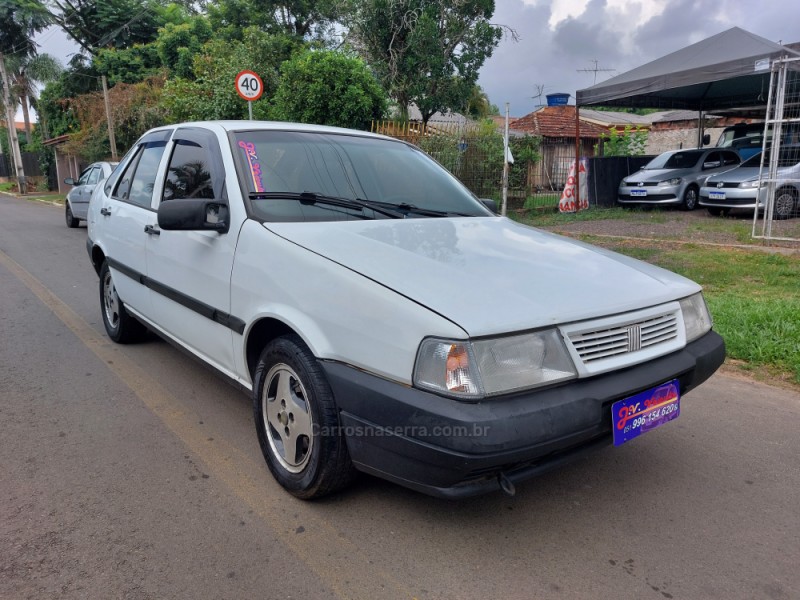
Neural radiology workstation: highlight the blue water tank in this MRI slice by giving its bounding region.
[546,93,570,106]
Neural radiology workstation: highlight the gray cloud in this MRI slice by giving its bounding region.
[479,0,800,117]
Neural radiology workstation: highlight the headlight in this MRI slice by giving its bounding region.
[659,177,682,186]
[414,330,577,399]
[680,293,712,342]
[738,180,764,188]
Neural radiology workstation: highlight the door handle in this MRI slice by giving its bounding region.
[144,224,161,236]
[100,207,111,216]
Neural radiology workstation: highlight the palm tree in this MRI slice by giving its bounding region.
[7,53,63,141]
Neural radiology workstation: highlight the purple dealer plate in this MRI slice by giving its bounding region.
[612,379,680,446]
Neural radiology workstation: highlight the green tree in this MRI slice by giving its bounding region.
[48,0,165,56]
[350,0,502,124]
[156,16,213,78]
[208,0,345,41]
[595,125,648,157]
[160,27,301,122]
[271,49,387,129]
[1,0,51,193]
[7,53,63,140]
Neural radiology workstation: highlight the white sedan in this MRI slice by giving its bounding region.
[86,121,725,499]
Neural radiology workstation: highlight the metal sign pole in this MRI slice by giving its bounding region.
[248,101,253,121]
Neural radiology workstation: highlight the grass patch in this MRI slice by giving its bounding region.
[588,240,800,385]
[686,216,755,245]
[0,182,15,193]
[511,206,668,227]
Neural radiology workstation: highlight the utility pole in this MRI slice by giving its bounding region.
[577,59,616,85]
[101,75,118,160]
[0,52,26,194]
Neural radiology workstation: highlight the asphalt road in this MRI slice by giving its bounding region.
[1,194,798,600]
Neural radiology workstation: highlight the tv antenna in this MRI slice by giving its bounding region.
[577,60,616,84]
[531,84,546,107]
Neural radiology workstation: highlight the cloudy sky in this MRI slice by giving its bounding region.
[26,0,800,121]
[478,0,800,116]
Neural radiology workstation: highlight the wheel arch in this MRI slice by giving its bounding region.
[90,244,106,276]
[244,317,303,382]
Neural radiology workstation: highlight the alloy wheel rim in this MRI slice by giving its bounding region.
[103,272,120,329]
[262,363,314,473]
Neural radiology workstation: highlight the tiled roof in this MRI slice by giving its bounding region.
[510,106,608,139]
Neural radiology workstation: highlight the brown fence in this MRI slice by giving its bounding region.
[371,120,555,205]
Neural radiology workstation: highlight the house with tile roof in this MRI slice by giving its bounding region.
[510,105,609,190]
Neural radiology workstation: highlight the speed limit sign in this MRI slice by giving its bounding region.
[235,70,264,101]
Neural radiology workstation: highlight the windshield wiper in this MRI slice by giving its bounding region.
[367,200,472,218]
[248,191,403,219]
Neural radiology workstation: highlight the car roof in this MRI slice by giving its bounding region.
[145,120,396,142]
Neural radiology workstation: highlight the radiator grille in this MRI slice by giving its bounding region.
[568,313,679,364]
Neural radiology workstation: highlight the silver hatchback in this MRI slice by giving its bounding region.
[619,148,740,210]
[699,146,800,219]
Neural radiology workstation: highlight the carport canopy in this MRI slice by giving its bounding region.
[576,27,800,111]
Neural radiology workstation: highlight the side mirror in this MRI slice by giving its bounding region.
[480,198,499,214]
[64,177,76,186]
[702,134,711,146]
[158,199,229,234]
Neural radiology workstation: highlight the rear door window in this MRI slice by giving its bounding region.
[112,142,168,209]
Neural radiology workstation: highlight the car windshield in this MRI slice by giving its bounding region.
[644,150,705,170]
[741,146,800,168]
[231,130,489,222]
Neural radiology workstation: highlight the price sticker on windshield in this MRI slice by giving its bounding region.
[236,70,264,101]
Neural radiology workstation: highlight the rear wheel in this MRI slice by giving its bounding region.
[774,188,798,220]
[253,334,356,499]
[99,260,147,343]
[681,186,699,211]
[65,202,79,228]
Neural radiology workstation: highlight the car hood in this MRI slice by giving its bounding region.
[624,168,695,184]
[705,164,799,184]
[704,166,760,184]
[264,217,699,337]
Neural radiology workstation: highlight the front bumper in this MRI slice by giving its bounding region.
[324,330,725,498]
[699,187,760,209]
[618,183,681,204]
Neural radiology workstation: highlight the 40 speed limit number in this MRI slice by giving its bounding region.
[236,70,264,101]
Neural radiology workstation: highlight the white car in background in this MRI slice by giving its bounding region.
[64,161,118,227]
[86,121,725,499]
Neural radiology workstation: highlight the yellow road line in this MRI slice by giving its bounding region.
[0,248,415,600]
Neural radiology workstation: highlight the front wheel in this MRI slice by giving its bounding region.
[99,260,147,343]
[681,186,699,211]
[253,335,355,499]
[65,202,79,228]
[774,188,798,220]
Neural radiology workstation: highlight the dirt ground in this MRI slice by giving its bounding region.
[536,208,800,251]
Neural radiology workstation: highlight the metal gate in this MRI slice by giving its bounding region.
[752,56,800,242]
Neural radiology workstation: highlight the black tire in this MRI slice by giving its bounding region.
[253,334,356,499]
[99,260,147,343]
[774,188,797,220]
[680,186,699,211]
[65,202,79,228]
[706,207,729,217]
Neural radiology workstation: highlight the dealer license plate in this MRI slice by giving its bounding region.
[612,380,680,446]
[709,191,726,200]
[630,189,647,197]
